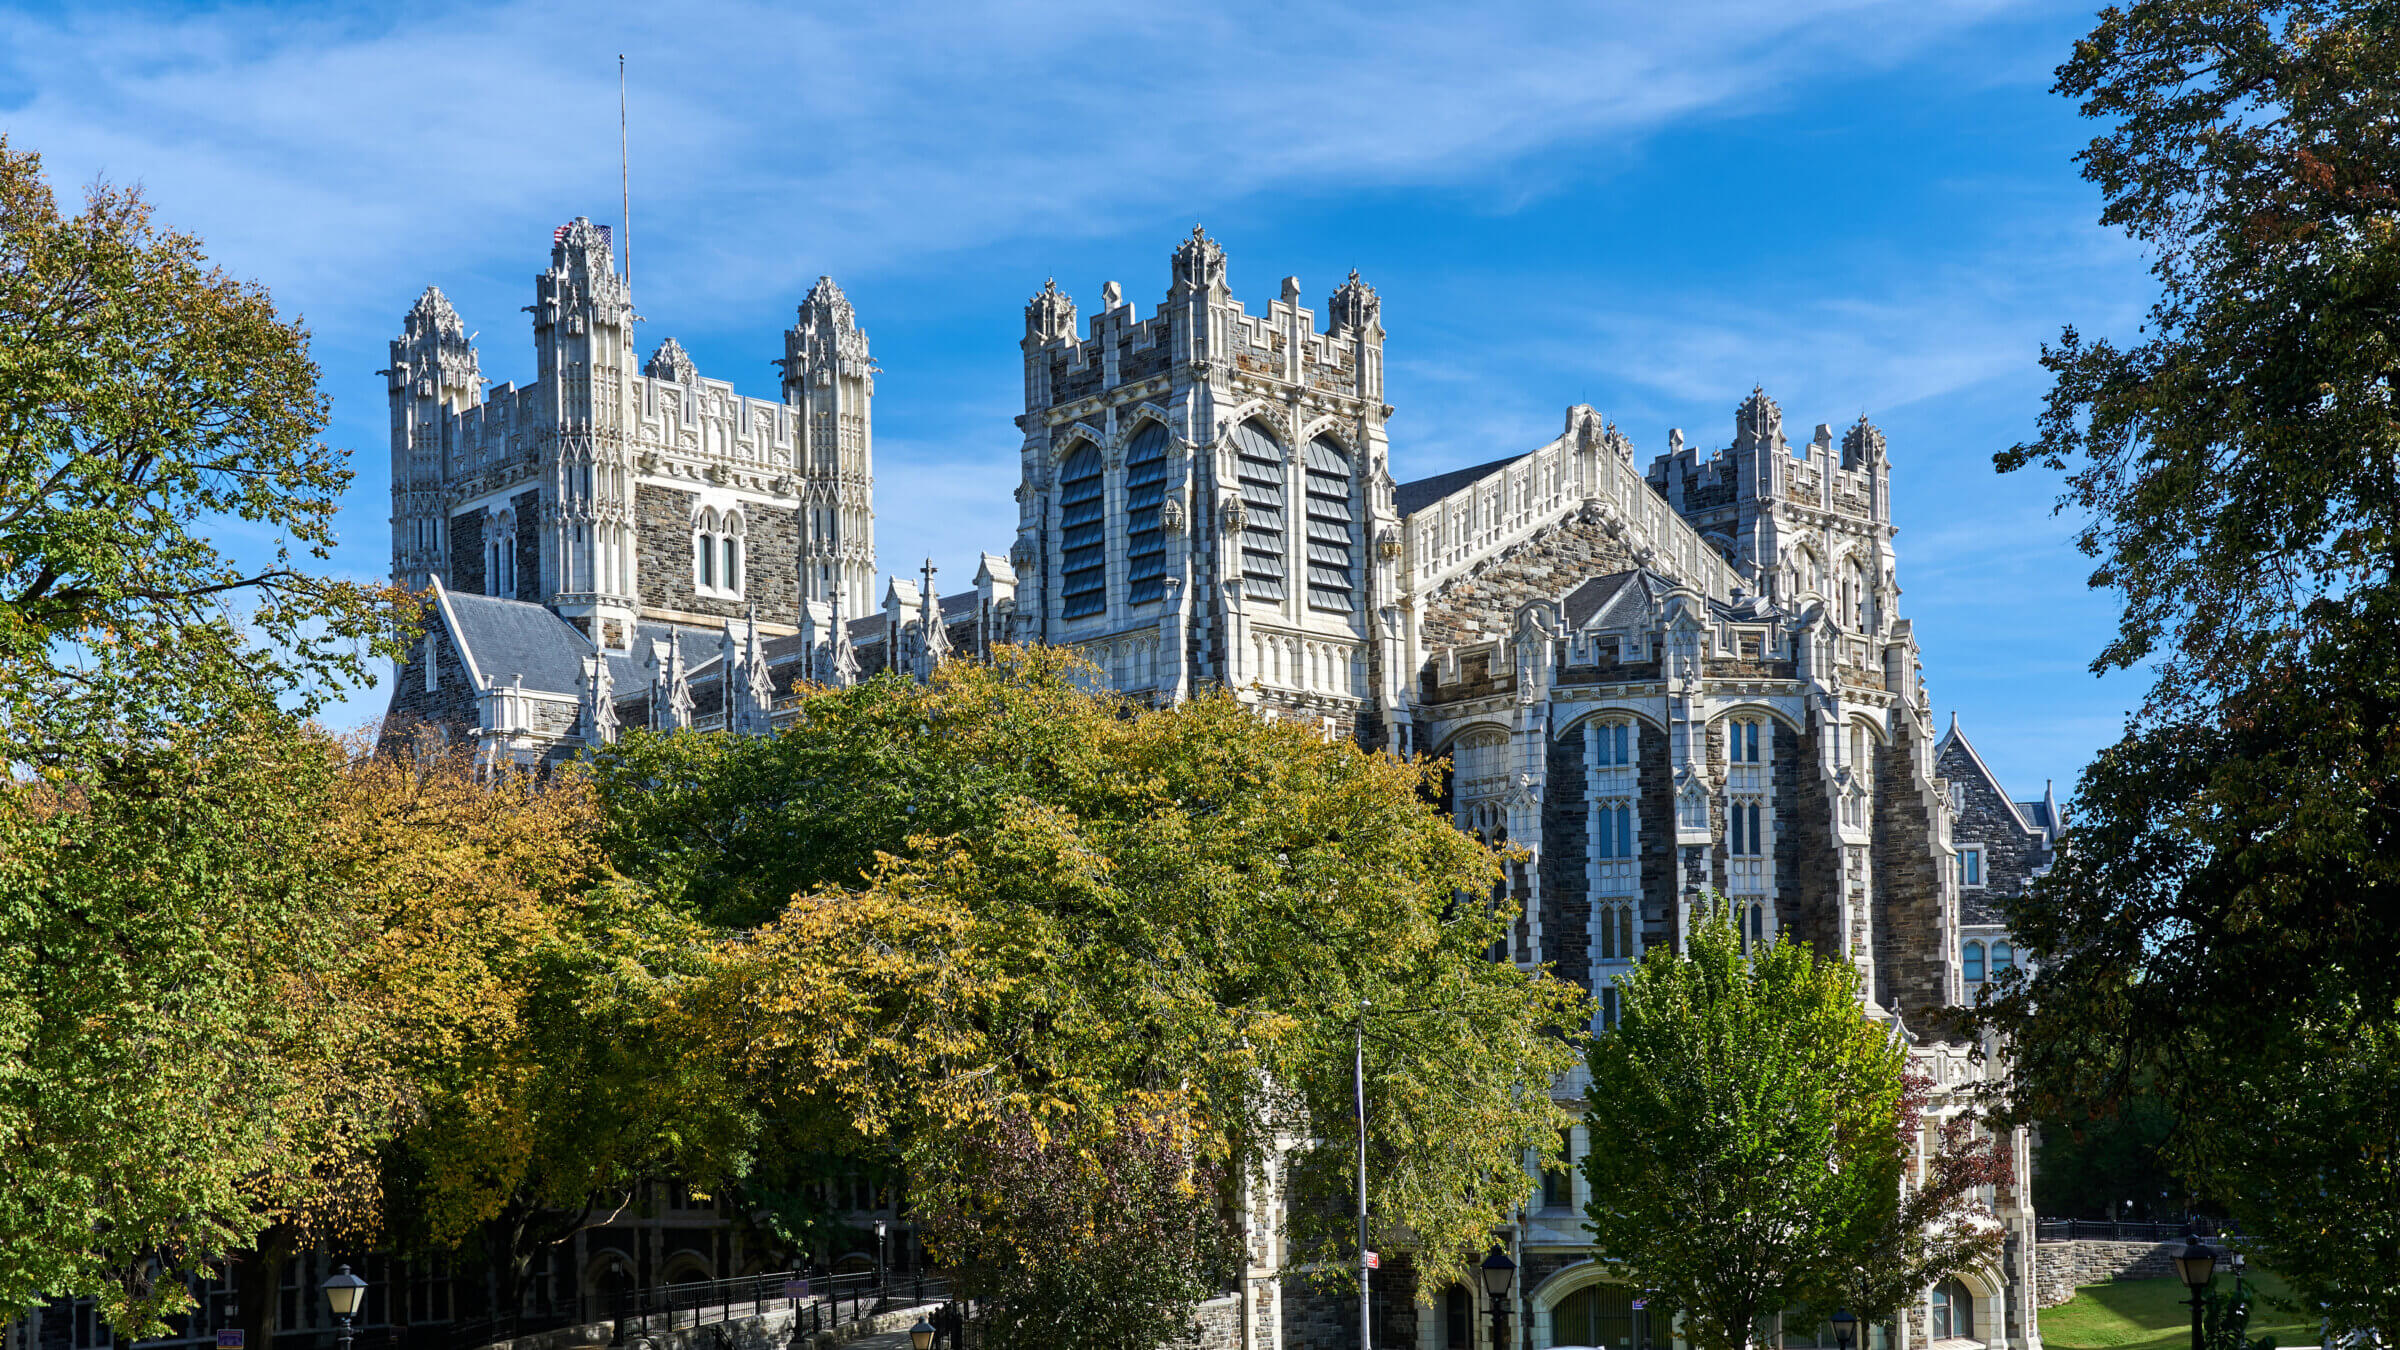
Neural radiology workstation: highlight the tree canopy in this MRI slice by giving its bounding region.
[0,138,395,772]
[601,651,1590,1343]
[1582,904,2003,1350]
[1986,3,2400,1328]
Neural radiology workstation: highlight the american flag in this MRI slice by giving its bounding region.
[553,222,613,248]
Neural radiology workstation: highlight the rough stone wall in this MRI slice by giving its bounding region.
[1782,719,1842,956]
[1937,739,2037,926]
[1416,512,1643,652]
[379,610,481,750]
[2033,1240,2186,1308]
[1638,721,1676,953]
[1871,724,1949,1023]
[1280,1260,1418,1350]
[1543,731,1591,989]
[1172,1293,1242,1350]
[450,510,486,596]
[512,490,541,603]
[638,483,695,613]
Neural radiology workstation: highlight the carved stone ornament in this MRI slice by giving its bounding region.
[1375,528,1401,562]
[1221,494,1246,533]
[1161,492,1187,533]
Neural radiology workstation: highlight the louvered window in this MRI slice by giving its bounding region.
[1059,444,1107,619]
[1302,435,1354,611]
[1124,424,1169,605]
[1230,420,1287,602]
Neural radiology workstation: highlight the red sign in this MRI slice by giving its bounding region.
[1365,1252,1380,1270]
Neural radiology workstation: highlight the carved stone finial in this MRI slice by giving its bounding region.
[645,337,700,385]
[1736,386,1784,449]
[1025,276,1078,342]
[1603,420,1636,464]
[1172,226,1228,296]
[1329,269,1380,333]
[1102,280,1123,310]
[1842,415,1888,467]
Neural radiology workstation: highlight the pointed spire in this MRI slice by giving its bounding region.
[744,603,774,730]
[1025,276,1077,342]
[646,336,699,384]
[580,653,618,749]
[829,591,860,688]
[920,558,950,676]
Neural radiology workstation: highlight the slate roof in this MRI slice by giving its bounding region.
[1394,454,1526,517]
[1562,569,1674,630]
[441,588,594,695]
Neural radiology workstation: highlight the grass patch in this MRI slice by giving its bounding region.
[2042,1274,2321,1350]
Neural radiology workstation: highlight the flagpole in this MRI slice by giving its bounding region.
[618,54,631,293]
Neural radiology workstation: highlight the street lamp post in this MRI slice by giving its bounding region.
[1480,1249,1516,1350]
[1831,1309,1858,1350]
[2175,1228,2219,1350]
[321,1265,368,1350]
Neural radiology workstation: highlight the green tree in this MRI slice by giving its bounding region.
[0,719,376,1333]
[1985,4,2400,1331]
[621,651,1589,1348]
[914,1109,1243,1350]
[0,137,395,773]
[1582,903,2002,1350]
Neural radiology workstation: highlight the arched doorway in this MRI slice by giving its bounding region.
[1547,1282,1667,1350]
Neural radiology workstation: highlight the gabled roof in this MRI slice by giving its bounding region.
[436,581,595,696]
[1563,569,1675,631]
[1394,454,1527,517]
[1936,712,2038,837]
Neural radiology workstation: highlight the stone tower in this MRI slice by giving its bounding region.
[531,217,642,649]
[1011,228,1397,738]
[386,286,481,593]
[782,276,878,619]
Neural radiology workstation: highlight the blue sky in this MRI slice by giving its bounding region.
[0,0,2147,798]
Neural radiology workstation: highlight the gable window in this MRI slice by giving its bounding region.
[1303,434,1355,612]
[1124,424,1170,605]
[1963,940,1986,983]
[1230,419,1288,602]
[1958,845,1985,888]
[1059,444,1107,619]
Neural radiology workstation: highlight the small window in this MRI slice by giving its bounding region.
[1599,985,1621,1031]
[1963,940,1986,983]
[1992,941,2014,975]
[1958,845,1985,888]
[1595,719,1633,767]
[1543,1128,1574,1210]
[1729,717,1764,763]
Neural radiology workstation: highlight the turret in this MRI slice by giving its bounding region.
[782,276,878,617]
[386,287,480,592]
[532,217,640,650]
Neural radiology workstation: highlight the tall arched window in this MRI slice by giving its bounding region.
[1963,940,1987,983]
[694,509,745,599]
[1229,419,1287,601]
[486,510,516,599]
[1124,424,1170,605]
[1303,434,1355,612]
[695,509,718,590]
[1931,1281,1972,1340]
[1058,443,1107,619]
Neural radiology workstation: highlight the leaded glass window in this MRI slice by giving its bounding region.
[1059,444,1106,619]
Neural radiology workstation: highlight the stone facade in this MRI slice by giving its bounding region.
[372,222,2059,1350]
[2032,1240,2190,1309]
[1936,720,2060,1004]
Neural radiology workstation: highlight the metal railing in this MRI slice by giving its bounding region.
[610,1268,954,1347]
[2035,1219,2244,1243]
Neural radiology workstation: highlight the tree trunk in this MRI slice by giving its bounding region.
[232,1225,298,1350]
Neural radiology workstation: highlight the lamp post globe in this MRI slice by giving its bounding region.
[910,1319,935,1350]
[1479,1248,1516,1300]
[321,1265,368,1350]
[2175,1228,2217,1350]
[1831,1310,1858,1350]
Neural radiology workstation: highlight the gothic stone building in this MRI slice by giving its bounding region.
[375,224,2045,1350]
[1003,232,2042,1350]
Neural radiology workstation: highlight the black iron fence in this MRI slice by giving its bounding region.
[609,1268,954,1348]
[2035,1219,2245,1242]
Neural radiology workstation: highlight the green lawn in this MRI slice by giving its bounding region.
[2042,1274,2323,1350]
